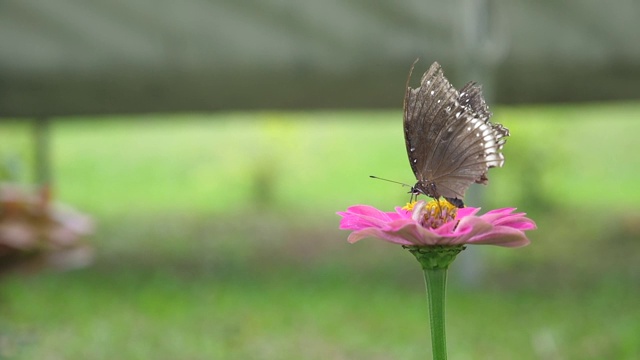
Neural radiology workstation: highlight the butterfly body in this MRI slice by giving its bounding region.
[403,61,508,206]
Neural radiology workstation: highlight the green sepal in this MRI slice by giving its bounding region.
[403,245,466,270]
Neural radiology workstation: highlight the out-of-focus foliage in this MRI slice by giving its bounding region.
[1,104,639,359]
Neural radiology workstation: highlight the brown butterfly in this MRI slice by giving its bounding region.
[403,61,509,207]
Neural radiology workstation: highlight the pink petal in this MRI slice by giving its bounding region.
[432,213,482,236]
[337,205,396,230]
[390,222,443,246]
[347,227,414,245]
[467,226,531,247]
[340,205,394,221]
[456,207,481,218]
[393,207,413,219]
[492,213,537,231]
[443,216,494,244]
[478,208,519,223]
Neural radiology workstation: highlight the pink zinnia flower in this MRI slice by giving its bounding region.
[338,199,535,248]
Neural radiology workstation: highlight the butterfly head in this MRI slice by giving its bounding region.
[410,180,439,202]
[411,180,465,208]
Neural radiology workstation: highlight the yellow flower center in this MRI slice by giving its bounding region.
[405,199,458,229]
[402,201,417,211]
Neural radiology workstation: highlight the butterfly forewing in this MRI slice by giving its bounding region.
[404,63,459,185]
[402,61,508,200]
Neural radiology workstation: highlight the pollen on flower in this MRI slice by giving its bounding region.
[402,201,417,211]
[422,199,458,229]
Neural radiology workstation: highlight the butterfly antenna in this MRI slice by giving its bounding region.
[369,176,419,202]
[369,175,413,188]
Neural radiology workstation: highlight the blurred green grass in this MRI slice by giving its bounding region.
[1,102,640,359]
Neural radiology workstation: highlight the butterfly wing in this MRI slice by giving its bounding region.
[403,62,460,189]
[403,62,508,199]
[457,81,509,177]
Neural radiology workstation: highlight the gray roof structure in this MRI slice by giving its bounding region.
[1,0,639,117]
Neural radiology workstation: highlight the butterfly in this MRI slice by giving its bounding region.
[403,61,509,207]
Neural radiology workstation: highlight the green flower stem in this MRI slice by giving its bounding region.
[423,267,448,360]
[404,245,465,360]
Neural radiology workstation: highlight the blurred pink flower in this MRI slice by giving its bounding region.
[1,183,94,271]
[338,200,535,248]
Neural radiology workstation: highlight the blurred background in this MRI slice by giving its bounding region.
[1,1,639,359]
